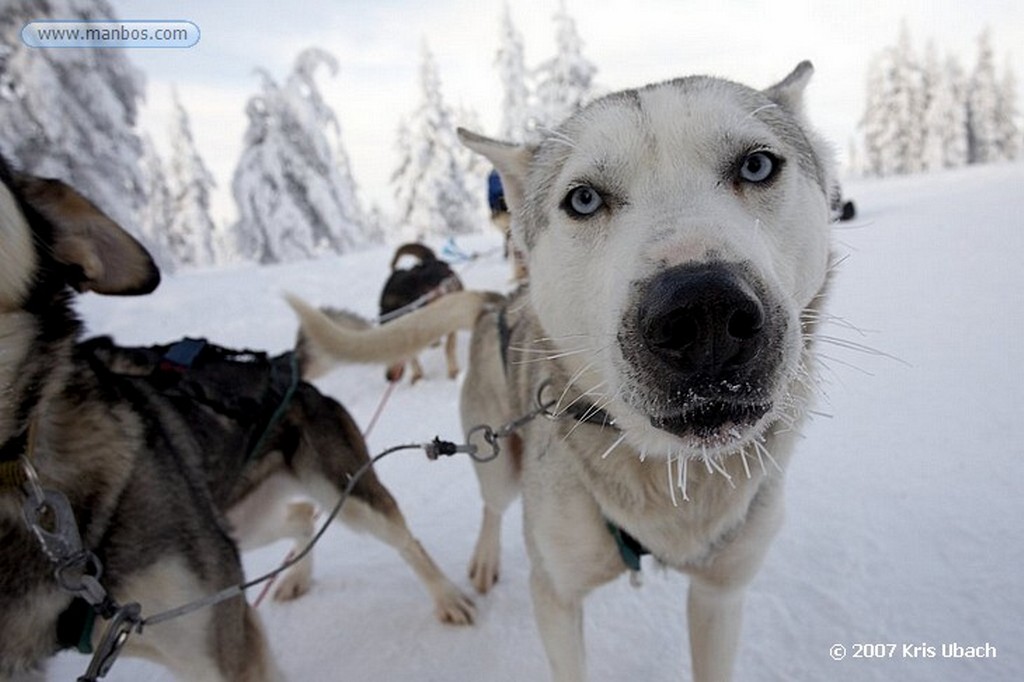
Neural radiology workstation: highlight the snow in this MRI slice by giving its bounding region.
[49,162,1023,680]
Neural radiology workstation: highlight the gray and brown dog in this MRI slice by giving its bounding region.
[0,158,472,681]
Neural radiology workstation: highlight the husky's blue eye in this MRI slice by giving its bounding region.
[564,185,604,217]
[738,151,779,184]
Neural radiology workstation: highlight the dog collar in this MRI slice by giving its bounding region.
[559,400,618,431]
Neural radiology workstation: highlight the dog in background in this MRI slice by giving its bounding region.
[0,160,472,681]
[288,61,836,682]
[379,242,463,383]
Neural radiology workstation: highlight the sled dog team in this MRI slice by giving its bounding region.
[1,62,836,681]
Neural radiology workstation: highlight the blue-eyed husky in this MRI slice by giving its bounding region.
[288,62,836,681]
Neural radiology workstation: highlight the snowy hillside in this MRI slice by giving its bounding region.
[50,162,1023,681]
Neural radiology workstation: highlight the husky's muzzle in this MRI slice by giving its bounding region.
[620,262,787,441]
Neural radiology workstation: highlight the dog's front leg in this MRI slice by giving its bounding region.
[530,568,586,682]
[687,483,785,681]
[687,577,747,682]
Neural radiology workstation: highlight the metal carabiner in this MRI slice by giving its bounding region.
[534,379,560,420]
[465,424,500,462]
[78,602,141,682]
[22,486,84,565]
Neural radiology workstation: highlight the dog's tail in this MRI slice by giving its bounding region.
[287,290,500,379]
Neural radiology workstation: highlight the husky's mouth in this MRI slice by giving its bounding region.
[650,399,771,441]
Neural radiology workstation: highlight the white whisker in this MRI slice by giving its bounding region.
[816,335,909,366]
[667,456,679,507]
[678,455,690,502]
[599,433,627,460]
[754,438,782,473]
[739,449,752,479]
[746,103,779,119]
[708,455,735,488]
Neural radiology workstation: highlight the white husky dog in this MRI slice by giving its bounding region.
[289,61,835,681]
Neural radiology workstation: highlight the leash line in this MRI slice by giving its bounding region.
[256,378,399,607]
[362,380,398,440]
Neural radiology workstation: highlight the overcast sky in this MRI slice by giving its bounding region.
[112,0,1024,224]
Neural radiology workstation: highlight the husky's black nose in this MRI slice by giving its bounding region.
[639,264,766,377]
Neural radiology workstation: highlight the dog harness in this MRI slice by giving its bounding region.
[378,274,463,324]
[86,336,301,467]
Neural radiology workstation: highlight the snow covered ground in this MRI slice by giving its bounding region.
[50,162,1023,680]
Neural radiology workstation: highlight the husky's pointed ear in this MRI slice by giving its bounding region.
[764,60,814,116]
[457,128,532,214]
[16,176,160,295]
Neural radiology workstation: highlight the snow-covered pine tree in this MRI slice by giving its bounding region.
[166,88,217,268]
[940,54,970,169]
[0,0,167,266]
[138,134,175,261]
[993,57,1021,161]
[389,43,479,242]
[889,21,926,175]
[920,42,969,172]
[859,54,892,177]
[860,21,927,177]
[966,28,1002,165]
[231,48,375,264]
[531,1,598,136]
[495,3,530,143]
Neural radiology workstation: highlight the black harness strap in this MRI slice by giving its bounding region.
[606,520,651,572]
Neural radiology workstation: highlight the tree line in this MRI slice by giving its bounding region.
[856,22,1020,177]
[0,0,597,269]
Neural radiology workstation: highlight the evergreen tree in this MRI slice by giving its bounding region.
[230,48,375,264]
[920,44,968,172]
[531,1,598,135]
[138,134,175,264]
[888,21,926,175]
[859,53,892,177]
[860,37,923,178]
[966,28,1002,164]
[167,88,217,268]
[495,3,530,143]
[0,0,165,266]
[940,54,970,169]
[389,43,479,242]
[994,58,1021,161]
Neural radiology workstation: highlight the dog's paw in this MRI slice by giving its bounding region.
[273,569,312,602]
[434,588,476,626]
[468,554,500,594]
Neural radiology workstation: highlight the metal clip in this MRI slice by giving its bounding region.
[465,425,500,462]
[57,551,109,607]
[78,602,142,682]
[22,486,84,564]
[534,379,559,420]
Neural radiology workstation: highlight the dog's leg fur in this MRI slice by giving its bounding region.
[687,485,785,682]
[116,556,281,682]
[229,475,317,602]
[460,314,521,593]
[287,385,476,624]
[444,332,459,379]
[409,355,425,384]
